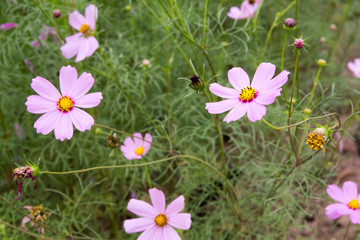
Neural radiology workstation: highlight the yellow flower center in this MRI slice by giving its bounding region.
[154,214,167,227]
[239,86,257,102]
[57,96,74,112]
[306,132,325,152]
[135,147,144,155]
[80,24,90,35]
[348,199,360,210]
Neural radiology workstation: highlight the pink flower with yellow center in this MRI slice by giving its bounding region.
[121,133,152,160]
[205,63,289,123]
[25,65,102,141]
[227,0,261,20]
[326,181,360,224]
[347,58,360,78]
[124,188,192,240]
[60,4,99,62]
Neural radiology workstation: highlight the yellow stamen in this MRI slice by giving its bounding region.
[306,132,325,152]
[57,96,74,112]
[239,86,257,102]
[348,199,360,210]
[80,24,90,34]
[135,147,144,156]
[154,214,167,227]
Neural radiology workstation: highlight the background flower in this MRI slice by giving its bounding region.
[347,58,360,78]
[121,133,152,160]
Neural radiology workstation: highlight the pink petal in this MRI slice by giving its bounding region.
[350,211,360,224]
[208,83,239,98]
[34,110,61,135]
[227,67,250,90]
[163,225,181,240]
[123,218,154,233]
[254,91,278,105]
[59,65,78,96]
[71,72,95,99]
[22,216,31,230]
[74,92,102,108]
[85,4,98,30]
[327,184,347,203]
[138,224,160,240]
[325,203,351,219]
[65,32,82,42]
[75,38,89,62]
[165,195,184,215]
[251,63,276,90]
[26,95,57,114]
[133,132,144,146]
[85,36,99,58]
[167,213,192,230]
[205,99,239,114]
[31,76,61,101]
[223,102,247,123]
[69,11,86,30]
[258,70,290,93]
[127,199,158,217]
[143,133,152,155]
[121,137,142,160]
[246,101,266,122]
[61,37,81,59]
[149,188,166,213]
[227,6,246,20]
[343,181,358,200]
[69,107,94,132]
[54,113,73,141]
[38,227,44,234]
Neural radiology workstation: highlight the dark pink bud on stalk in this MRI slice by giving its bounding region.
[294,38,305,49]
[284,18,296,28]
[53,9,61,18]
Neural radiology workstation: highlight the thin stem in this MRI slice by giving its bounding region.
[203,0,209,47]
[142,157,152,188]
[295,0,299,37]
[305,66,323,109]
[343,220,351,240]
[288,49,300,118]
[281,31,289,71]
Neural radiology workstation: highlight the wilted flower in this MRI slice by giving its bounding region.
[60,4,99,62]
[25,65,103,141]
[121,133,152,160]
[189,75,204,93]
[0,22,17,31]
[347,58,360,78]
[107,133,120,148]
[124,188,191,239]
[227,0,261,20]
[205,63,289,123]
[326,181,360,224]
[22,205,51,234]
[12,163,39,200]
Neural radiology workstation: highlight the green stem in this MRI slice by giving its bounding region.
[288,50,300,119]
[295,0,299,37]
[305,66,323,109]
[281,31,289,71]
[343,220,351,240]
[203,0,209,47]
[142,157,152,188]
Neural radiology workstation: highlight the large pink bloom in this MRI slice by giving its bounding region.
[347,58,360,78]
[25,65,102,141]
[60,4,99,62]
[124,188,192,240]
[205,63,289,123]
[326,181,360,224]
[121,133,152,160]
[227,0,261,20]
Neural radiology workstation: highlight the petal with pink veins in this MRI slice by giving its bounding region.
[343,181,358,200]
[327,184,347,203]
[127,199,158,217]
[251,63,276,90]
[69,11,86,30]
[165,195,184,215]
[257,70,290,93]
[223,102,247,123]
[123,218,154,233]
[59,65,78,96]
[138,224,160,240]
[254,91,278,105]
[227,67,250,90]
[69,108,94,132]
[167,213,192,230]
[34,110,61,135]
[54,113,73,141]
[85,4,98,30]
[209,83,239,98]
[246,101,266,122]
[149,188,166,213]
[71,72,94,99]
[325,203,351,219]
[31,77,61,101]
[205,99,239,114]
[163,225,181,240]
[74,92,102,108]
[26,95,57,114]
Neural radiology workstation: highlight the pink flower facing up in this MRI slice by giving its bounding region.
[60,4,99,62]
[205,63,290,123]
[124,188,192,240]
[227,0,261,20]
[347,58,360,78]
[25,65,103,141]
[0,22,17,31]
[121,133,152,160]
[326,181,360,224]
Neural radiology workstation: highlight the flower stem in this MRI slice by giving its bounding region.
[281,31,289,71]
[288,49,300,118]
[142,157,152,188]
[295,0,299,37]
[343,220,351,240]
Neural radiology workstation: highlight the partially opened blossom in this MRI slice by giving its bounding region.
[60,4,99,62]
[124,188,192,240]
[25,65,102,141]
[121,133,152,160]
[22,205,51,234]
[347,58,360,78]
[227,0,261,20]
[0,22,17,31]
[326,181,360,224]
[205,63,290,123]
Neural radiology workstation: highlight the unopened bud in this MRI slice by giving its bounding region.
[142,59,150,67]
[329,24,336,31]
[53,9,61,18]
[320,37,326,43]
[189,75,204,93]
[95,127,102,135]
[125,5,132,11]
[294,38,305,49]
[304,108,312,114]
[284,18,296,29]
[317,59,327,67]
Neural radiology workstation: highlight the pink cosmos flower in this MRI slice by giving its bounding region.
[205,63,290,123]
[25,65,102,141]
[347,58,360,78]
[326,181,360,224]
[121,133,152,160]
[227,0,261,20]
[124,188,192,240]
[0,22,17,31]
[60,4,99,62]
